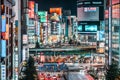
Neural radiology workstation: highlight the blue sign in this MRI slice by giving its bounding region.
[1,40,6,57]
[2,15,6,32]
[99,31,104,41]
[85,25,97,31]
[77,25,82,31]
[0,16,1,32]
[15,20,18,27]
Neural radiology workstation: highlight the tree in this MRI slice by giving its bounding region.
[35,41,40,48]
[22,56,38,80]
[106,61,120,80]
[68,39,73,45]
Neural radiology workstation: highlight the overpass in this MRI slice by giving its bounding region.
[29,46,96,55]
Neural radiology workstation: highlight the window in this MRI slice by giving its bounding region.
[6,7,9,14]
[1,5,5,15]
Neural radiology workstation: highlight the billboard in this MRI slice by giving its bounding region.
[1,40,6,57]
[77,7,99,21]
[28,1,35,18]
[85,25,97,31]
[5,24,9,40]
[0,16,1,32]
[112,5,120,19]
[1,65,6,80]
[1,24,9,40]
[2,15,6,32]
[34,3,38,13]
[97,31,105,41]
[112,0,120,5]
[50,8,62,15]
[36,22,40,36]
[38,11,47,22]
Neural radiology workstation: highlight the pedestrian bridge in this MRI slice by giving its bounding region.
[29,46,96,52]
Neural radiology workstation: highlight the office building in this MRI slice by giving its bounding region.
[0,0,15,80]
[105,0,120,66]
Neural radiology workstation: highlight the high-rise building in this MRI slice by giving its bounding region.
[105,0,120,66]
[0,0,15,80]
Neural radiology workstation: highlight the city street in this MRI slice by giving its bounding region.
[1,0,116,80]
[68,72,94,80]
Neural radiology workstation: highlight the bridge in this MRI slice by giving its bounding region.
[29,46,96,55]
[29,46,96,51]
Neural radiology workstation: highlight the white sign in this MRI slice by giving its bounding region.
[1,65,6,80]
[22,47,26,61]
[23,35,28,44]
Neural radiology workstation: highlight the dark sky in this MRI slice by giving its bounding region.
[34,0,77,15]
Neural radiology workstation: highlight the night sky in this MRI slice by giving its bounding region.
[34,0,77,15]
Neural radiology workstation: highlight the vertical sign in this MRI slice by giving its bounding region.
[1,40,6,57]
[22,35,28,44]
[28,1,35,18]
[5,24,9,40]
[38,11,47,22]
[34,3,38,13]
[2,15,6,32]
[1,65,6,80]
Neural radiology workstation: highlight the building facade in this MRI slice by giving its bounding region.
[105,0,120,66]
[0,0,15,80]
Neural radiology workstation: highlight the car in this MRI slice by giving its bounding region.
[52,75,57,80]
[39,73,46,80]
[79,70,87,75]
[45,74,52,80]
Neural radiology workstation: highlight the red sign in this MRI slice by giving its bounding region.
[50,8,62,15]
[112,0,119,5]
[28,1,34,18]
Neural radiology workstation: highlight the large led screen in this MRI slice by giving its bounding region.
[77,7,99,21]
[85,25,97,31]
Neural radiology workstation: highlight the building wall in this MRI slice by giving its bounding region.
[0,0,15,80]
[105,0,120,65]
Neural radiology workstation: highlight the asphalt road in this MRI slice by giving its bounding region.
[68,72,88,80]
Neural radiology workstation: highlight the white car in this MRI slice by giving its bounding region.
[79,70,87,75]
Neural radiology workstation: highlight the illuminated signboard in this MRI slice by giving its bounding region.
[112,0,120,5]
[1,40,6,57]
[38,11,47,16]
[77,7,99,21]
[1,24,9,40]
[77,25,82,32]
[28,1,35,18]
[50,8,62,15]
[23,35,28,44]
[5,24,9,40]
[34,3,38,13]
[1,65,6,80]
[38,11,47,22]
[84,7,96,12]
[85,25,97,31]
[112,5,120,19]
[2,15,6,32]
